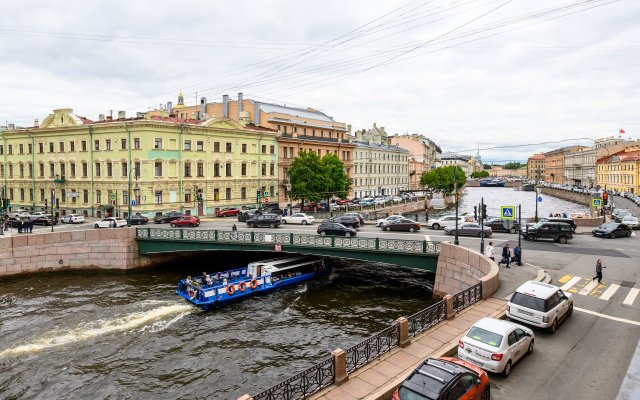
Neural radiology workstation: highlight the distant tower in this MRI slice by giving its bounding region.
[177,92,185,107]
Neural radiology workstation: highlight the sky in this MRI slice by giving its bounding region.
[1,0,638,163]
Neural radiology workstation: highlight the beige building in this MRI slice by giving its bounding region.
[565,137,630,188]
[489,165,527,178]
[527,153,545,181]
[440,152,475,177]
[544,146,587,184]
[596,145,640,194]
[351,124,410,198]
[389,134,441,189]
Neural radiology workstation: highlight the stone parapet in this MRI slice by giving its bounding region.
[433,242,499,298]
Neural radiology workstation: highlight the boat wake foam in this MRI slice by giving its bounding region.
[0,303,193,358]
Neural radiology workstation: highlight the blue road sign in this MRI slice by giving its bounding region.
[501,206,516,220]
[592,198,602,207]
[131,200,136,206]
[538,196,543,203]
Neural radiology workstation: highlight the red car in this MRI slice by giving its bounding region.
[216,207,241,217]
[170,215,200,227]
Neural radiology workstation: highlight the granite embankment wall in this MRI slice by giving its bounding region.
[0,228,152,277]
[433,242,499,299]
[540,187,592,207]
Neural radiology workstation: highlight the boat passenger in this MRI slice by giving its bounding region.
[205,274,212,286]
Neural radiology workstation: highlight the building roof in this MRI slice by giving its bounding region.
[260,102,336,122]
[598,150,640,163]
[353,141,408,153]
[528,153,545,161]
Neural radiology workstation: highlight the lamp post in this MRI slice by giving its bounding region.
[454,166,459,246]
[534,168,541,223]
[126,167,140,227]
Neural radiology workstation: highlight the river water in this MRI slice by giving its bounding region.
[0,253,434,400]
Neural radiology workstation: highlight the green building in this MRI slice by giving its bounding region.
[0,108,279,217]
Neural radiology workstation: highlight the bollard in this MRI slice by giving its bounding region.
[331,348,349,385]
[396,317,411,348]
[444,294,455,320]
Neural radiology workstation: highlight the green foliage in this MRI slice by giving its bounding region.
[420,166,467,194]
[503,162,524,170]
[288,150,350,203]
[483,163,492,170]
[471,171,490,178]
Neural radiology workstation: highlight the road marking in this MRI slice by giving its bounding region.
[560,277,581,291]
[599,284,620,301]
[578,280,600,296]
[558,274,573,284]
[574,307,640,326]
[623,288,640,306]
[424,234,431,241]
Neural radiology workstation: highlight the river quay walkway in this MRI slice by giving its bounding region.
[310,298,506,400]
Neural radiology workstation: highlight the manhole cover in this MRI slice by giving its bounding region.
[620,280,636,288]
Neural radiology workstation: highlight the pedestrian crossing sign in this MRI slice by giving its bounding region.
[501,206,516,220]
[592,198,602,207]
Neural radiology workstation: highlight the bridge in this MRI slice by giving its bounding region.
[135,228,441,271]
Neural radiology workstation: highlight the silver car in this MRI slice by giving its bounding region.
[444,222,492,237]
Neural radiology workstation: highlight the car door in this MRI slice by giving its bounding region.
[514,329,529,362]
[506,330,520,362]
[446,374,478,400]
[553,290,569,320]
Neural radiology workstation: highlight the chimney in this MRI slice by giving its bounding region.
[253,102,261,125]
[118,111,126,119]
[167,102,173,115]
[136,112,144,118]
[99,114,105,122]
[200,97,207,116]
[223,94,229,118]
[238,92,244,117]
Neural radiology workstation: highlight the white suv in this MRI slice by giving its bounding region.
[507,281,573,333]
[426,215,465,230]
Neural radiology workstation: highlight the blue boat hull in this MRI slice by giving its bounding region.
[479,179,505,187]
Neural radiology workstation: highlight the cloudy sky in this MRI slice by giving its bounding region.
[1,0,638,162]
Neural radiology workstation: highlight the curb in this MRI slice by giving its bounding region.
[526,262,551,284]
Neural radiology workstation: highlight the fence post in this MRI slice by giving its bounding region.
[375,237,380,250]
[444,294,455,320]
[251,231,255,242]
[423,240,427,253]
[396,317,411,347]
[214,230,218,241]
[289,232,294,244]
[331,236,335,247]
[331,348,349,385]
[146,227,151,237]
[180,228,183,240]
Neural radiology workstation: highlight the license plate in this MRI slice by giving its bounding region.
[519,309,533,316]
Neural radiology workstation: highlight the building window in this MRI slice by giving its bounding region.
[134,138,141,149]
[60,163,66,177]
[81,141,86,152]
[96,190,102,204]
[225,163,232,177]
[213,163,220,177]
[0,145,3,155]
[94,140,100,151]
[106,140,112,150]
[213,142,220,152]
[82,162,88,177]
[226,188,231,200]
[49,163,55,178]
[134,161,141,177]
[20,188,25,201]
[197,141,204,151]
[8,164,13,178]
[70,163,76,177]
[121,138,127,150]
[107,162,113,177]
[241,163,247,176]
[59,142,64,152]
[283,147,288,158]
[121,162,127,177]
[19,144,24,154]
[39,163,44,178]
[155,191,162,205]
[154,138,162,149]
[270,145,275,154]
[70,142,75,152]
[19,164,24,178]
[9,189,13,200]
[155,162,162,177]
[241,187,246,199]
[95,162,101,177]
[270,164,275,176]
[184,140,191,151]
[213,188,220,201]
[185,163,192,177]
[270,186,275,198]
[28,143,32,154]
[226,142,232,153]
[40,189,45,201]
[241,143,247,153]
[197,162,204,177]
[7,145,12,155]
[83,190,89,203]
[261,145,267,154]
[28,163,32,178]
[60,189,66,203]
[261,163,267,176]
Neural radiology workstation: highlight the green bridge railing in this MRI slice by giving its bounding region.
[136,228,441,254]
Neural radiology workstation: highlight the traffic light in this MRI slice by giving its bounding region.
[482,204,487,219]
[603,192,608,205]
[256,189,261,201]
[474,206,478,221]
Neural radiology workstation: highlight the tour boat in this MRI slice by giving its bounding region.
[522,184,535,192]
[479,179,506,187]
[176,256,326,310]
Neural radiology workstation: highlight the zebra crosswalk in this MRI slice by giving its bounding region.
[558,274,640,306]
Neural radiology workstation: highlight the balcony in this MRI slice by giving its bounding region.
[53,175,65,184]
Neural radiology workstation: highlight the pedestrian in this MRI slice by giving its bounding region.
[28,219,33,233]
[513,243,522,266]
[18,219,23,234]
[593,259,605,283]
[232,223,238,240]
[498,243,511,268]
[484,241,495,261]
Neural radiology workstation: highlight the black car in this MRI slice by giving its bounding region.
[317,222,357,237]
[592,222,632,239]
[327,215,360,228]
[246,213,282,228]
[7,217,28,228]
[343,212,365,225]
[380,218,421,232]
[538,217,577,233]
[523,221,573,244]
[613,211,633,223]
[154,211,183,224]
[31,215,57,226]
[128,215,149,225]
[238,209,259,222]
[485,218,520,233]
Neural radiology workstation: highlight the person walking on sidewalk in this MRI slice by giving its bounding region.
[232,223,238,240]
[513,244,522,266]
[498,243,511,268]
[593,259,605,283]
[484,241,495,261]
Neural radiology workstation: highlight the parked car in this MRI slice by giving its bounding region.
[458,317,534,377]
[29,211,51,221]
[537,217,577,232]
[591,222,632,238]
[317,222,357,237]
[392,357,490,400]
[170,215,200,227]
[376,214,405,227]
[31,215,57,226]
[154,211,183,224]
[93,217,127,228]
[380,218,421,232]
[216,207,241,217]
[127,215,149,225]
[522,221,573,244]
[8,209,30,219]
[444,223,492,238]
[485,218,520,234]
[621,215,639,229]
[61,213,85,224]
[327,215,361,228]
[246,213,282,228]
[427,215,465,230]
[613,210,633,223]
[507,280,573,333]
[7,217,28,228]
[343,212,365,224]
[238,209,259,222]
[282,213,315,225]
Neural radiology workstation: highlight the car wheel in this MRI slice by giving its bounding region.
[170,223,175,228]
[282,219,287,224]
[558,236,568,244]
[320,231,326,236]
[549,319,557,334]
[432,223,440,230]
[478,232,486,238]
[385,227,391,231]
[94,223,100,229]
[345,232,351,237]
[481,386,490,400]
[526,234,535,241]
[302,220,307,225]
[248,223,254,228]
[528,339,534,354]
[503,360,512,377]
[189,223,194,227]
[409,227,415,233]
[567,304,573,317]
[509,227,517,234]
[269,223,275,228]
[627,231,632,237]
[609,233,615,239]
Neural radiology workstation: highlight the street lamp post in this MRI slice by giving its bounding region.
[126,167,140,227]
[534,168,541,222]
[454,167,459,246]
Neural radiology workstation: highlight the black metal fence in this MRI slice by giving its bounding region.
[408,300,447,337]
[253,357,334,400]
[345,324,400,373]
[453,283,482,313]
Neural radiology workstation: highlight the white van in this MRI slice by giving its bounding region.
[506,281,573,333]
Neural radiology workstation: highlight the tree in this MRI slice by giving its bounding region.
[471,171,490,178]
[483,163,492,170]
[503,162,523,170]
[288,150,327,203]
[420,165,467,194]
[321,153,350,200]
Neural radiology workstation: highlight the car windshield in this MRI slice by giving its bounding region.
[600,223,618,229]
[398,387,434,400]
[510,292,546,312]
[466,326,503,348]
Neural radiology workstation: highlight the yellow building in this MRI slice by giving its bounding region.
[0,108,278,217]
[596,146,640,194]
